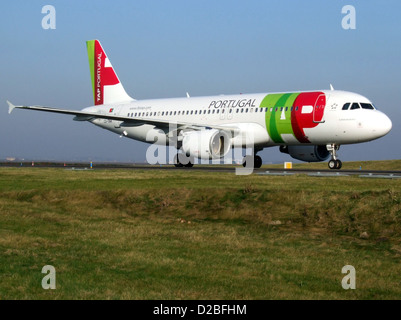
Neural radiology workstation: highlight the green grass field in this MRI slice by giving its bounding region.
[1,161,401,299]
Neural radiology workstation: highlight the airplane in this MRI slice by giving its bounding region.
[7,40,392,170]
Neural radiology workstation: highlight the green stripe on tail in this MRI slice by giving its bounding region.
[86,40,96,105]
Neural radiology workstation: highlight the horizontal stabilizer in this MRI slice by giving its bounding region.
[6,100,18,114]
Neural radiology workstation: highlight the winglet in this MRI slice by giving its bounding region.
[6,100,17,114]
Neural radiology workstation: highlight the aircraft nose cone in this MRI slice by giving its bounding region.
[374,111,392,137]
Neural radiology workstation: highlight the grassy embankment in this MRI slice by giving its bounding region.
[0,160,400,299]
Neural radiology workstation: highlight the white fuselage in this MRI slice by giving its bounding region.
[83,90,392,149]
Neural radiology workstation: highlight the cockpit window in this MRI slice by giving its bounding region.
[360,103,375,110]
[350,103,360,110]
[343,102,376,111]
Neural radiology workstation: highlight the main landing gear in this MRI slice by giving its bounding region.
[174,153,194,168]
[327,144,342,170]
[242,154,262,169]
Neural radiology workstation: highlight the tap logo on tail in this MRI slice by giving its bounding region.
[86,40,133,106]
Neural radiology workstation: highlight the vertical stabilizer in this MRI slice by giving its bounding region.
[86,40,134,105]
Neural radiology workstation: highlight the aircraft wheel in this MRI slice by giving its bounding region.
[184,162,194,168]
[182,155,194,168]
[242,155,262,168]
[328,160,337,170]
[328,159,342,170]
[242,155,253,167]
[174,154,184,167]
[254,155,262,169]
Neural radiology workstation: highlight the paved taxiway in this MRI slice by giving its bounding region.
[1,163,401,178]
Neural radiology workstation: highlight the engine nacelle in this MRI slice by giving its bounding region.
[280,145,330,162]
[182,129,231,160]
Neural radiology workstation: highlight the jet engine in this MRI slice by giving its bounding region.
[279,145,330,162]
[182,129,231,160]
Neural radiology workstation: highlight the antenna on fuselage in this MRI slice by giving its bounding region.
[330,84,334,91]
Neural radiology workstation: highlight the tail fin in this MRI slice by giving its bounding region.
[86,40,134,105]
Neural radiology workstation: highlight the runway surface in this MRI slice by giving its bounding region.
[1,162,401,177]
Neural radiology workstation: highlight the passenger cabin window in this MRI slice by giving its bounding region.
[350,103,360,110]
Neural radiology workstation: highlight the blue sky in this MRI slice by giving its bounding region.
[1,0,400,163]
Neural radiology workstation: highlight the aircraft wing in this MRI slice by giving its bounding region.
[7,101,240,134]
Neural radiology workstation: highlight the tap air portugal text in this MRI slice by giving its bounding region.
[7,40,392,170]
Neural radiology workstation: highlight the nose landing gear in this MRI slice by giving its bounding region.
[328,159,342,169]
[327,144,342,169]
